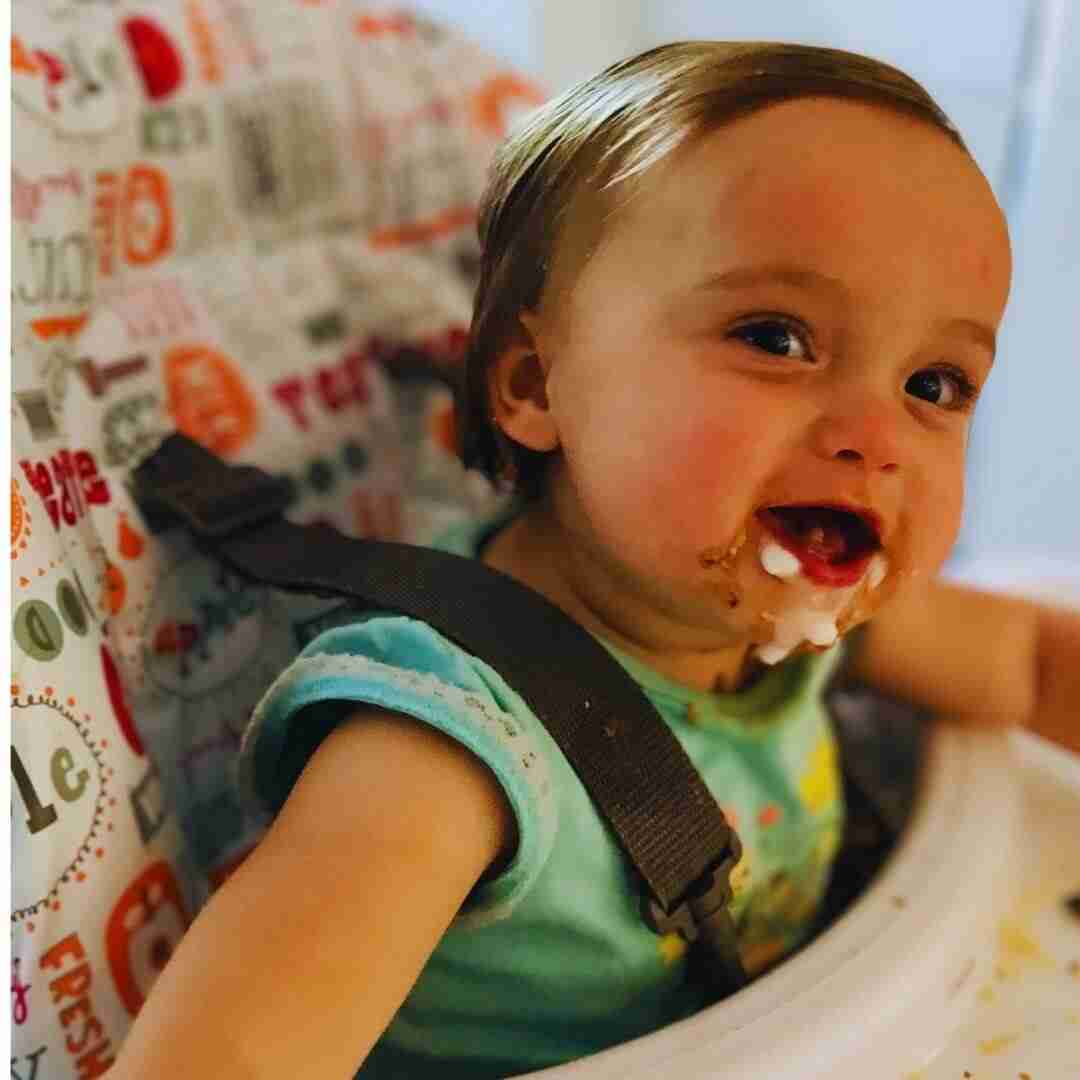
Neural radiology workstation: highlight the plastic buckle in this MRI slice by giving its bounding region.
[132,433,294,540]
[641,829,743,944]
[169,467,294,540]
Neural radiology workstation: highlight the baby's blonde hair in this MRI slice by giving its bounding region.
[458,41,968,495]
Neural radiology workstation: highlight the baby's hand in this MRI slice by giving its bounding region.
[849,577,1078,751]
[1026,601,1080,755]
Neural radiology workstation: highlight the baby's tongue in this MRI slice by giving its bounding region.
[777,509,853,563]
[798,522,850,562]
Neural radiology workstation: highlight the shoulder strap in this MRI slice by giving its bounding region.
[132,433,748,997]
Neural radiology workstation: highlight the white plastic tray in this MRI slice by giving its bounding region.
[916,731,1080,1080]
[526,726,1080,1079]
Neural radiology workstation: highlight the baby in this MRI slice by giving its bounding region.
[110,41,1079,1079]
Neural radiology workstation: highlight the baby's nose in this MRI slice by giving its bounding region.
[813,400,904,475]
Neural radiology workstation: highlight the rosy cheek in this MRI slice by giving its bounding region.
[631,410,776,546]
[671,422,756,488]
[909,470,965,572]
[666,387,786,486]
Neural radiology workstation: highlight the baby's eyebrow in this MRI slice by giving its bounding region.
[692,264,849,301]
[937,317,997,359]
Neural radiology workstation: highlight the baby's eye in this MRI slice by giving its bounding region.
[905,366,978,411]
[728,319,811,361]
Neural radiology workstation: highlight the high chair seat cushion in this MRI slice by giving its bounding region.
[11,2,542,1072]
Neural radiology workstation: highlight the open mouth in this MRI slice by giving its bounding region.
[757,504,882,587]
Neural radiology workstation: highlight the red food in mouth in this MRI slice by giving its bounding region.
[757,505,881,587]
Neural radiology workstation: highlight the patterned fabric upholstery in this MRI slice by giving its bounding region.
[11,5,541,1074]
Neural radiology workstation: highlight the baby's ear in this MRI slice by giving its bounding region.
[488,314,559,453]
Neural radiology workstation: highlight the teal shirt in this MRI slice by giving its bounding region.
[240,517,846,1078]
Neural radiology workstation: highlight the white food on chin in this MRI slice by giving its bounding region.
[867,552,888,590]
[751,533,889,666]
[807,617,839,646]
[756,641,793,665]
[759,540,801,579]
[754,606,841,665]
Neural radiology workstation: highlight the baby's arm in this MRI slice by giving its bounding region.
[848,576,1080,752]
[107,711,514,1079]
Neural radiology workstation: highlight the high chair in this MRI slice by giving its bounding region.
[11,4,1078,1077]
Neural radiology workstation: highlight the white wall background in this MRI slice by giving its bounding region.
[959,1,1080,577]
[412,0,1080,577]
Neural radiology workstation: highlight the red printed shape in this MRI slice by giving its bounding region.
[28,313,89,341]
[152,620,200,657]
[12,36,40,76]
[185,0,223,85]
[51,452,83,527]
[470,74,545,138]
[39,934,117,1074]
[315,365,352,413]
[101,563,127,616]
[354,12,414,36]
[271,376,309,431]
[33,49,67,112]
[165,344,258,456]
[74,451,111,507]
[12,480,25,548]
[101,644,143,756]
[123,165,174,266]
[342,349,371,406]
[105,862,189,1016]
[122,17,185,101]
[20,460,59,531]
[117,513,146,560]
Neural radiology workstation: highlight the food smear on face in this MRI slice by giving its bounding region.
[752,540,889,665]
[697,507,891,665]
[756,604,844,664]
[867,552,889,590]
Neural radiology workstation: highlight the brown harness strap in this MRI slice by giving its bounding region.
[133,432,748,998]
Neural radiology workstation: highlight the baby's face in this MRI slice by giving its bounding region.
[526,97,1012,659]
